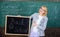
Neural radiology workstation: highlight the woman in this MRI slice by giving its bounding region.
[29,6,48,37]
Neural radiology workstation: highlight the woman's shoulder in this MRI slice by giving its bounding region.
[33,13,39,16]
[44,16,48,21]
[33,13,38,15]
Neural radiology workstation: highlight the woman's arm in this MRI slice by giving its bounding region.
[38,17,48,31]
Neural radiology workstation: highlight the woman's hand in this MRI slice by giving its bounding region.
[32,22,37,27]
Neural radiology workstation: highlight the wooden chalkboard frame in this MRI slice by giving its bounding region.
[5,15,31,36]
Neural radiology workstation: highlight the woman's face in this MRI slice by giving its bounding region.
[39,7,46,15]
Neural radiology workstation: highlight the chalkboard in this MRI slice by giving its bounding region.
[5,15,30,36]
[0,2,60,28]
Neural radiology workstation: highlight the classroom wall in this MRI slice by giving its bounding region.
[0,1,60,28]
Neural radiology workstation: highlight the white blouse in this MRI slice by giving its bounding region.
[30,13,48,36]
[32,15,43,32]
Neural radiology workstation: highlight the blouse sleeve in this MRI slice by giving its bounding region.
[30,13,37,19]
[38,17,48,31]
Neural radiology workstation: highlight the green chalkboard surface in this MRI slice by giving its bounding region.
[0,2,60,28]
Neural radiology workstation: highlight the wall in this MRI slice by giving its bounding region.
[0,1,60,28]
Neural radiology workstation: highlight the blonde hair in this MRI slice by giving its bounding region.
[41,6,48,16]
